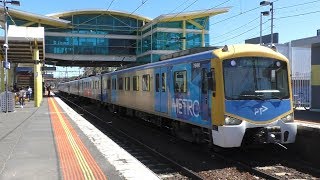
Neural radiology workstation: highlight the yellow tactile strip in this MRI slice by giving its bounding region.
[48,97,107,180]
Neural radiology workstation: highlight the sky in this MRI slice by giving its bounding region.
[2,0,320,77]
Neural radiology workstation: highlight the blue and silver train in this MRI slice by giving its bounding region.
[58,44,297,148]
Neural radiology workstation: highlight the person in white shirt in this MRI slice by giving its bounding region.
[26,86,32,102]
[19,87,26,108]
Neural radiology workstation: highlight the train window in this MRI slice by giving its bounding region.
[155,74,160,92]
[125,77,130,91]
[207,69,216,97]
[162,73,166,92]
[133,76,139,91]
[118,77,123,90]
[202,69,208,94]
[112,78,117,90]
[107,79,111,89]
[142,74,150,91]
[174,71,187,93]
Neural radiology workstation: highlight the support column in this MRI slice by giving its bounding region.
[182,20,186,50]
[0,58,4,92]
[201,29,205,47]
[33,47,42,107]
[8,64,13,89]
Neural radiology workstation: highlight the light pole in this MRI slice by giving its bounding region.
[260,11,270,45]
[260,0,274,44]
[1,0,20,113]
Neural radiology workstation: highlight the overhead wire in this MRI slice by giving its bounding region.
[211,16,259,40]
[211,19,270,45]
[160,0,200,23]
[209,0,283,45]
[166,0,194,14]
[106,0,116,11]
[275,9,320,20]
[235,25,271,44]
[129,0,149,16]
[210,6,260,26]
[275,0,319,10]
[210,0,280,27]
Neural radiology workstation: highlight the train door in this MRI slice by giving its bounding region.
[200,67,210,121]
[154,67,168,113]
[111,75,117,103]
[107,76,111,103]
[101,75,107,103]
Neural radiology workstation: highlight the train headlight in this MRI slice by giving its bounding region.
[224,115,242,125]
[281,113,294,123]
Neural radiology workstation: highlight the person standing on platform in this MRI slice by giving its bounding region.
[47,85,51,97]
[26,86,32,101]
[18,87,26,108]
[13,83,18,92]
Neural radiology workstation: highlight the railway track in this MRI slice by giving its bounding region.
[211,145,320,180]
[58,93,320,180]
[57,94,204,179]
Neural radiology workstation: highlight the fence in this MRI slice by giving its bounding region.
[292,72,311,110]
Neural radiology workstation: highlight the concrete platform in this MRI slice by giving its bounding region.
[0,97,159,180]
[293,110,320,168]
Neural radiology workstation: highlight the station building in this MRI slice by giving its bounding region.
[0,7,229,107]
[1,7,229,66]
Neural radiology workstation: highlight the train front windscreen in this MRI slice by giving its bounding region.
[223,57,290,100]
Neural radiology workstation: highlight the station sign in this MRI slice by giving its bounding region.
[42,66,56,71]
[43,74,54,78]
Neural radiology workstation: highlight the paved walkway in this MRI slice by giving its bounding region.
[0,98,59,179]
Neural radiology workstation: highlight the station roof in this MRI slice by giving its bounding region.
[0,26,44,64]
[0,8,71,27]
[47,9,152,22]
[141,7,230,30]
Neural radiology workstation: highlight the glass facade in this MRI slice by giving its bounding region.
[137,17,210,62]
[46,36,136,55]
[45,13,142,56]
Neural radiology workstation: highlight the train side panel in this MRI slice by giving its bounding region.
[91,76,101,101]
[167,60,212,127]
[112,68,155,113]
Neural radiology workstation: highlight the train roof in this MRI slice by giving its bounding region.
[159,47,219,61]
[213,44,289,62]
[104,50,215,75]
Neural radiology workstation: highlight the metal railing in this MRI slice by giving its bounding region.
[292,72,311,110]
